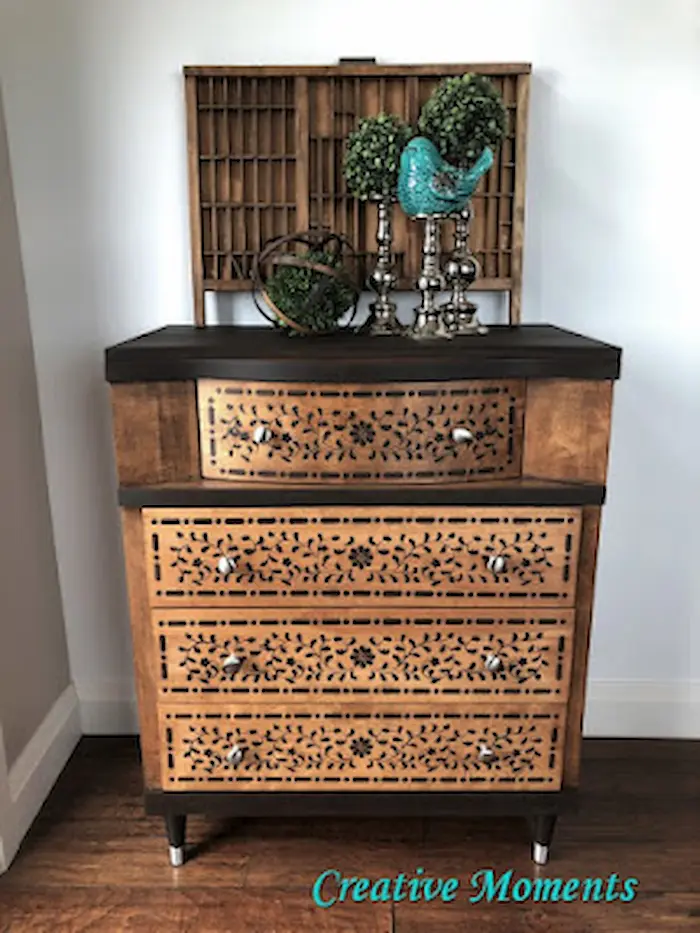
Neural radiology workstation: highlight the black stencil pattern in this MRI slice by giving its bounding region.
[166,710,563,787]
[152,519,576,603]
[148,511,579,603]
[161,620,569,696]
[202,381,523,481]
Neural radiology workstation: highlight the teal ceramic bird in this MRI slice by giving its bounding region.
[397,137,494,217]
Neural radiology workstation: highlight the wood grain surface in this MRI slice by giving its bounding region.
[110,382,200,485]
[523,380,614,484]
[0,738,697,932]
[564,506,601,787]
[120,509,160,788]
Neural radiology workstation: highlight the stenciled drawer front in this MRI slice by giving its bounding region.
[198,378,524,483]
[154,609,574,701]
[160,704,565,791]
[144,507,580,607]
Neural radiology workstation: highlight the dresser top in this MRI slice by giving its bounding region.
[105,324,621,383]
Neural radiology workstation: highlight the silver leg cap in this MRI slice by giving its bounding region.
[169,845,185,868]
[532,842,549,866]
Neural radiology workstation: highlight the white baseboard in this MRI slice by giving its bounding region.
[77,679,700,740]
[0,684,80,873]
[80,696,139,735]
[79,678,138,734]
[584,679,700,739]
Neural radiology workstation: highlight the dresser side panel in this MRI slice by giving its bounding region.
[563,505,601,787]
[111,382,200,485]
[121,508,161,787]
[523,380,613,484]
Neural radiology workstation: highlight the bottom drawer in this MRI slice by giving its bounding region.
[160,704,565,791]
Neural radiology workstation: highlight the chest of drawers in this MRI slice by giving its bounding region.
[106,324,620,867]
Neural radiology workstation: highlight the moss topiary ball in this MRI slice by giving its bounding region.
[264,249,357,335]
[343,113,414,201]
[418,74,507,169]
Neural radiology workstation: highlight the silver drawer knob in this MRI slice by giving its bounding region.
[226,744,244,768]
[222,653,243,677]
[486,554,507,575]
[451,426,474,444]
[253,425,273,444]
[217,555,237,578]
[478,744,496,762]
[484,653,503,673]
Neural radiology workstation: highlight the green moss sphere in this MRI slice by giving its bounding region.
[343,113,414,200]
[418,74,507,169]
[265,250,356,334]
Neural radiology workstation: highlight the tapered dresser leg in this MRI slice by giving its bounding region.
[530,814,557,866]
[165,814,187,867]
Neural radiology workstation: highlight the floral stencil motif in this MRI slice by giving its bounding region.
[348,545,373,569]
[348,421,376,446]
[201,381,524,481]
[170,626,558,691]
[349,645,376,669]
[350,737,373,757]
[149,510,578,604]
[166,711,562,787]
[166,527,557,589]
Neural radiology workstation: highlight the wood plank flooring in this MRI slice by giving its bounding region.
[0,738,698,931]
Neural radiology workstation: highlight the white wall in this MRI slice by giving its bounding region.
[0,0,698,736]
[0,82,80,872]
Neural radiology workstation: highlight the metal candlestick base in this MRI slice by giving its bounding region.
[441,206,488,336]
[369,305,406,335]
[411,215,451,340]
[368,198,405,336]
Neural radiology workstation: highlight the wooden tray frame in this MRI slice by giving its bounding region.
[184,63,531,327]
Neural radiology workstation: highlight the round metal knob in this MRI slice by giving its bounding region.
[222,653,243,678]
[484,653,503,673]
[226,744,244,768]
[253,425,273,444]
[486,554,507,575]
[478,744,496,762]
[451,426,474,444]
[217,555,237,578]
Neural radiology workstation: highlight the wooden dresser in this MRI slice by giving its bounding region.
[106,324,621,867]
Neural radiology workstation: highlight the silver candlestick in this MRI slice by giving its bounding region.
[442,205,488,336]
[411,215,452,340]
[367,197,405,336]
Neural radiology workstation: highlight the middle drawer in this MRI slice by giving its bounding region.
[144,506,581,607]
[154,608,574,702]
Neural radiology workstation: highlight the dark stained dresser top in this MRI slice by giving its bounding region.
[105,324,621,383]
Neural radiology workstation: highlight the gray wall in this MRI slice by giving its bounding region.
[0,86,71,768]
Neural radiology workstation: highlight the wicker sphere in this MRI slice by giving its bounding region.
[252,231,360,335]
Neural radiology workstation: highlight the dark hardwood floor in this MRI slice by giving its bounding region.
[0,738,698,931]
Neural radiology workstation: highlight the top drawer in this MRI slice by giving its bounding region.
[198,378,524,484]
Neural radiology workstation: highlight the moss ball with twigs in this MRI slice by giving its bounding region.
[264,250,356,334]
[344,113,414,201]
[418,74,507,169]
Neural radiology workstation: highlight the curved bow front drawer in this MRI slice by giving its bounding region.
[154,609,574,700]
[198,378,525,484]
[143,507,581,607]
[160,704,565,791]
